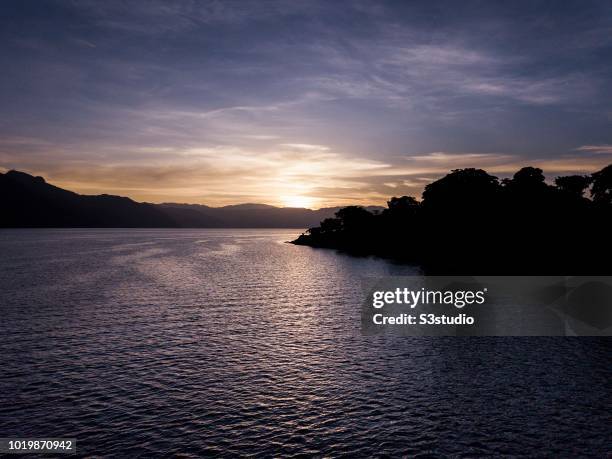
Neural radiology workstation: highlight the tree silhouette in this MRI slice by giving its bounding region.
[335,206,373,230]
[510,166,546,186]
[591,164,612,205]
[385,196,420,216]
[502,166,549,196]
[422,168,499,210]
[294,164,612,274]
[555,175,592,197]
[319,217,342,233]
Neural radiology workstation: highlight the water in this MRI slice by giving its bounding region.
[0,229,610,457]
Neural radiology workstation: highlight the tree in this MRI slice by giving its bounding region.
[319,217,342,233]
[502,167,551,207]
[512,166,545,185]
[554,175,591,197]
[422,168,500,209]
[591,164,612,205]
[385,196,420,215]
[503,166,548,191]
[334,206,373,230]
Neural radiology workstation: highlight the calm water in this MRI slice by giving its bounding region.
[0,229,610,457]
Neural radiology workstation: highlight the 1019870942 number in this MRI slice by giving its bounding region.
[0,438,76,454]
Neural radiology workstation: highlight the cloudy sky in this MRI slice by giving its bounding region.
[1,0,612,208]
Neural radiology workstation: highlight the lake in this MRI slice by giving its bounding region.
[0,229,610,457]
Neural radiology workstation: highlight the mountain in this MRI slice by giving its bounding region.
[158,202,385,228]
[0,170,382,228]
[0,170,178,227]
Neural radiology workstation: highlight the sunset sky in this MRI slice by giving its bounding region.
[1,0,612,208]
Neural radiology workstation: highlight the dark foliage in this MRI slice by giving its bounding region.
[293,165,612,274]
[554,175,591,197]
[591,164,612,205]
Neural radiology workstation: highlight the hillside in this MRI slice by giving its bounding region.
[0,170,381,228]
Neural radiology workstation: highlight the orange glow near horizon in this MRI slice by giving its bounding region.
[280,195,317,209]
[4,149,612,209]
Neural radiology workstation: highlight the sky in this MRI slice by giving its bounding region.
[1,0,612,208]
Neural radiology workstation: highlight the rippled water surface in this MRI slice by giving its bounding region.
[1,229,610,457]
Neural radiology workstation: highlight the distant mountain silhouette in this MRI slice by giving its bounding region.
[293,165,612,274]
[0,170,383,228]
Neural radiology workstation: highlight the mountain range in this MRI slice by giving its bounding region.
[0,170,382,228]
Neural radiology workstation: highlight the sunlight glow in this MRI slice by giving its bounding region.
[281,195,316,209]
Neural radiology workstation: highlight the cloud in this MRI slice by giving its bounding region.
[379,44,496,68]
[5,142,610,208]
[279,143,330,152]
[2,1,611,207]
[72,0,325,35]
[408,152,513,163]
[283,36,599,118]
[576,145,612,154]
[7,142,389,207]
[461,75,594,104]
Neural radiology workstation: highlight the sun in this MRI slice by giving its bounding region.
[281,195,315,209]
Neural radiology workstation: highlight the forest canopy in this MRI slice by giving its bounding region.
[293,165,612,274]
